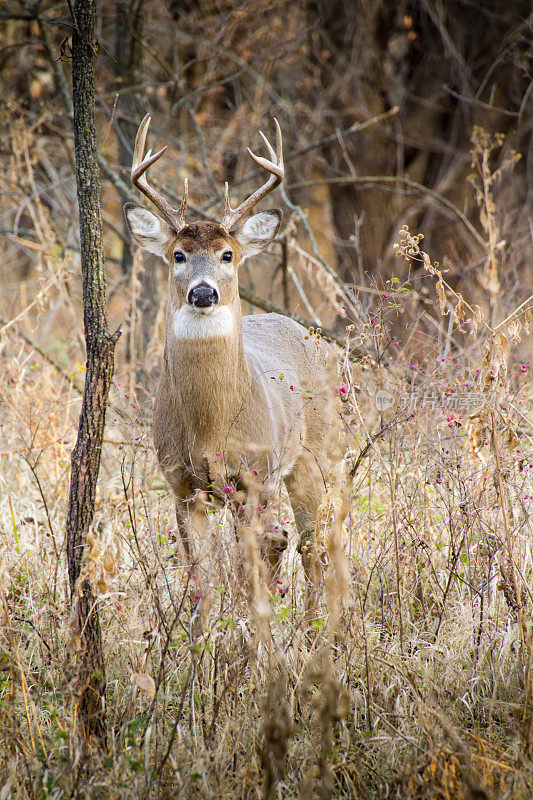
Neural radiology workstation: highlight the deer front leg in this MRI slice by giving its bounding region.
[260,515,289,587]
[231,489,289,592]
[264,528,289,577]
[173,493,213,643]
[174,491,212,568]
[284,456,324,586]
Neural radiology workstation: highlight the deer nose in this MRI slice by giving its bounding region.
[187,282,219,308]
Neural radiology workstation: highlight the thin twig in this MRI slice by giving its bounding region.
[280,185,371,332]
[210,106,400,197]
[348,414,413,479]
[289,175,485,250]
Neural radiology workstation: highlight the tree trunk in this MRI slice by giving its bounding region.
[66,0,121,743]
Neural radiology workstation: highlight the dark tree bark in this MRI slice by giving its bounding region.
[114,0,145,275]
[66,0,121,742]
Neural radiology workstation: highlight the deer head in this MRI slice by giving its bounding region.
[124,116,284,337]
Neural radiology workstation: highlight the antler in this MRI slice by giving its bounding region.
[220,118,284,231]
[131,114,188,229]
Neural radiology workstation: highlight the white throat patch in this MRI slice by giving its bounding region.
[173,305,234,340]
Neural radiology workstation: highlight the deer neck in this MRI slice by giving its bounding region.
[164,297,251,450]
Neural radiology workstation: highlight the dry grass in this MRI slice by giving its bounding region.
[1,287,532,798]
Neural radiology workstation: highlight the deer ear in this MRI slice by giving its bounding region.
[234,209,282,259]
[124,203,174,258]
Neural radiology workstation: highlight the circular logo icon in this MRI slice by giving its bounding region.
[375,390,395,411]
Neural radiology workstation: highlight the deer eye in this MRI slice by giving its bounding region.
[174,251,186,263]
[221,251,233,263]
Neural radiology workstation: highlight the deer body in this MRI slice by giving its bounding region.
[155,305,330,491]
[125,117,334,574]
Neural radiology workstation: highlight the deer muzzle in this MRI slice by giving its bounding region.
[187,281,219,309]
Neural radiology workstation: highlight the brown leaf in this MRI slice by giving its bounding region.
[131,672,156,698]
[68,635,82,654]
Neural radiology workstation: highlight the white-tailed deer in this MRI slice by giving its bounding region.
[125,115,336,579]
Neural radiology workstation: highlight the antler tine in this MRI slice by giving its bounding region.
[258,130,276,161]
[130,114,188,229]
[221,119,284,231]
[131,113,150,171]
